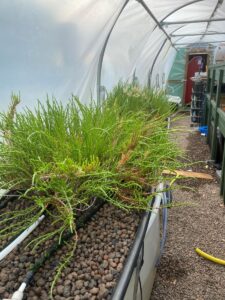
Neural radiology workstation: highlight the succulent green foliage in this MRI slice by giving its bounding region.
[105,81,172,116]
[0,85,183,238]
[0,84,184,296]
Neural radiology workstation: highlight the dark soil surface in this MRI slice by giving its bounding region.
[0,201,141,300]
[151,114,225,300]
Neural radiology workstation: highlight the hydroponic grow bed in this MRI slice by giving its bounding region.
[0,185,166,300]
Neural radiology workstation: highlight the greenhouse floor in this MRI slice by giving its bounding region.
[151,113,225,300]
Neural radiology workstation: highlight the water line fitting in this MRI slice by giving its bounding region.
[3,283,26,300]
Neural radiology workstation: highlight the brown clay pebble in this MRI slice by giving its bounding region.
[0,202,140,299]
[90,287,99,294]
[98,284,109,299]
[104,274,113,282]
[75,280,84,290]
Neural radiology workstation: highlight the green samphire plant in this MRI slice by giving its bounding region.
[0,83,183,297]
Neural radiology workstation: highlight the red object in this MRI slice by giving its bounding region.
[184,56,201,104]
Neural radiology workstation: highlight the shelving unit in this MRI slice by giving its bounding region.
[190,79,207,125]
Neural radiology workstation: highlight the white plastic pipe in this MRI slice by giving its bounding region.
[0,215,45,261]
[0,189,9,198]
[148,182,164,228]
[3,282,27,300]
[167,117,171,129]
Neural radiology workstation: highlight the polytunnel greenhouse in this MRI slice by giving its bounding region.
[1,0,225,299]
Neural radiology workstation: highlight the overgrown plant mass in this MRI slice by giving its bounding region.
[0,83,183,293]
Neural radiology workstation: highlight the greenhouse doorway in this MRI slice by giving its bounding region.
[184,54,208,104]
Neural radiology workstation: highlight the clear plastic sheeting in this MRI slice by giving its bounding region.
[101,1,156,92]
[0,0,126,110]
[166,0,216,22]
[135,37,171,87]
[153,42,176,89]
[1,0,225,111]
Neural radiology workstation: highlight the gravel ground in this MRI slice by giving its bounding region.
[0,203,141,300]
[151,113,225,300]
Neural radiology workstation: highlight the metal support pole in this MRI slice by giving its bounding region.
[162,18,225,26]
[147,25,184,88]
[147,0,204,54]
[151,0,203,34]
[96,0,129,106]
[200,0,224,40]
[160,0,204,24]
[175,41,225,46]
[207,69,216,144]
[172,32,225,37]
[135,0,176,50]
[211,69,224,160]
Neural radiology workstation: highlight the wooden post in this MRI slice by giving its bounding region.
[211,69,224,160]
[207,69,216,144]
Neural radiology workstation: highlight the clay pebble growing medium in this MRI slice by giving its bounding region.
[151,114,225,300]
[0,202,141,300]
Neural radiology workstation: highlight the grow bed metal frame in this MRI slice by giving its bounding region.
[206,62,225,202]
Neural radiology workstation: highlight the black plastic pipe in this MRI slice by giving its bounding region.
[0,190,24,209]
[23,199,105,285]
